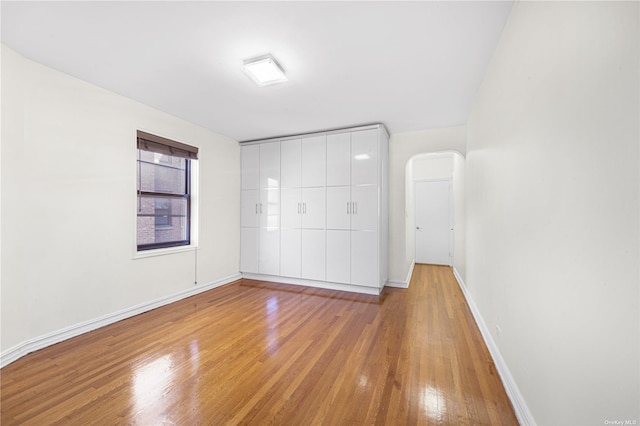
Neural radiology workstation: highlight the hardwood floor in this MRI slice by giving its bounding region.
[1,264,517,425]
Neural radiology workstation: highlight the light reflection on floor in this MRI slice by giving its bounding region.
[266,296,280,355]
[421,385,446,422]
[133,354,174,420]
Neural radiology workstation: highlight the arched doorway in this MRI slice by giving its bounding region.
[405,151,465,281]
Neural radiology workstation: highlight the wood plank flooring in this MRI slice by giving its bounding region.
[1,264,518,425]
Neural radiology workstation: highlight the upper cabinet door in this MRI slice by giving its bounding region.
[326,133,351,186]
[351,129,378,186]
[301,135,326,188]
[281,139,301,188]
[259,141,280,189]
[241,145,260,190]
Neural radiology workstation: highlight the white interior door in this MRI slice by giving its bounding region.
[415,179,452,266]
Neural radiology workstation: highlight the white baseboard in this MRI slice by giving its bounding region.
[385,260,415,289]
[241,273,382,295]
[452,268,536,426]
[0,273,242,368]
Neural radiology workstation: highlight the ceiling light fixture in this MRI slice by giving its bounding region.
[243,54,288,87]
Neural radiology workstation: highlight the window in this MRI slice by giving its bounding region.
[136,131,198,251]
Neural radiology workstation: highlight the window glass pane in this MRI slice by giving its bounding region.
[137,196,188,246]
[155,198,171,227]
[138,150,186,195]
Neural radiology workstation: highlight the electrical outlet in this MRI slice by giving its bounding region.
[495,325,503,341]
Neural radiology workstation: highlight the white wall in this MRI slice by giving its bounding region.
[1,45,240,354]
[388,127,466,283]
[466,2,639,424]
[411,155,454,181]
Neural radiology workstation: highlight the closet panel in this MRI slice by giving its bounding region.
[301,135,326,188]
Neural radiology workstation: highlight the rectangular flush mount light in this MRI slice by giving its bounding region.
[243,55,288,87]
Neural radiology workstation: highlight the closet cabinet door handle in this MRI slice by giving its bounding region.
[347,201,350,215]
[255,203,258,214]
[260,203,263,214]
[298,202,301,214]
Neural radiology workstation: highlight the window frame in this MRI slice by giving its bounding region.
[135,131,198,253]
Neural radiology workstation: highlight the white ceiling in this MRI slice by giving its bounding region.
[1,1,513,141]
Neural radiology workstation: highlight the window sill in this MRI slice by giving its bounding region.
[133,244,197,259]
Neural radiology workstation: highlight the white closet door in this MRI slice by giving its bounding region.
[280,188,301,229]
[240,227,259,273]
[301,187,325,229]
[280,229,301,278]
[351,129,378,186]
[241,145,260,190]
[326,133,351,186]
[351,231,378,287]
[326,230,350,284]
[326,186,351,230]
[281,139,301,188]
[301,135,326,188]
[301,229,325,281]
[259,227,280,275]
[259,188,280,228]
[240,190,260,228]
[350,185,378,231]
[259,141,280,189]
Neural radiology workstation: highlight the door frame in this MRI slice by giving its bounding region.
[413,178,453,266]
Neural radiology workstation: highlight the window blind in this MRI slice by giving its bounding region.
[137,130,198,160]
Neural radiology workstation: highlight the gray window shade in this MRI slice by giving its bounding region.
[137,130,198,160]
